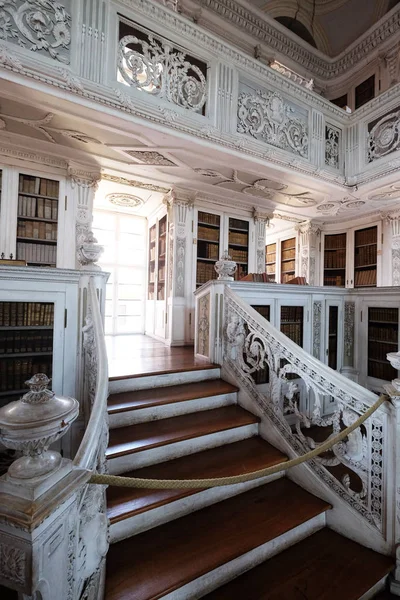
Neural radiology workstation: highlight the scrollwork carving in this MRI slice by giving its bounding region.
[325,125,340,169]
[237,90,308,157]
[0,542,26,586]
[197,293,210,357]
[313,302,322,359]
[118,33,207,112]
[368,109,400,162]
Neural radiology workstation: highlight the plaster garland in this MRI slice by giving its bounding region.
[312,301,322,359]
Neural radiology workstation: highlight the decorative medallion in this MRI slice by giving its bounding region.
[107,193,144,208]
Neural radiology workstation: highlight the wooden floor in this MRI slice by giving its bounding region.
[107,334,212,379]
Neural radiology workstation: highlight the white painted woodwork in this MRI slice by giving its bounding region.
[108,367,221,394]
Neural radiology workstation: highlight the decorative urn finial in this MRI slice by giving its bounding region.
[214,250,237,281]
[0,374,79,480]
[77,230,104,270]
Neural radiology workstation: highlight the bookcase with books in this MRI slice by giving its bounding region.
[354,226,377,288]
[251,305,270,384]
[196,211,220,288]
[0,301,54,406]
[228,217,249,281]
[265,243,276,281]
[328,305,339,370]
[367,307,398,381]
[158,215,167,301]
[281,238,296,283]
[280,306,304,347]
[148,224,156,300]
[324,233,346,287]
[16,173,59,267]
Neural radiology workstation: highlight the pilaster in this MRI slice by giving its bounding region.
[310,109,324,167]
[79,0,108,84]
[68,164,101,271]
[253,209,273,274]
[385,211,400,286]
[164,188,194,345]
[216,63,237,133]
[296,221,321,286]
[0,166,19,259]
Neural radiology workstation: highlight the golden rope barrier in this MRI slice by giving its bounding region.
[89,395,387,489]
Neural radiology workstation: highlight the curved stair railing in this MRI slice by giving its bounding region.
[222,285,393,546]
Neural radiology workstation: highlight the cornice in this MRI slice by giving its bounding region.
[0,143,68,170]
[192,0,400,81]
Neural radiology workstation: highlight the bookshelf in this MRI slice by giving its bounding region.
[324,233,346,287]
[281,238,296,283]
[251,305,270,384]
[16,174,59,267]
[354,226,377,288]
[328,305,338,370]
[280,306,304,347]
[228,217,249,281]
[158,215,167,301]
[265,243,276,281]
[0,301,54,406]
[196,211,220,287]
[148,224,156,300]
[368,307,398,381]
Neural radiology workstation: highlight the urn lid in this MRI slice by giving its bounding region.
[0,374,79,431]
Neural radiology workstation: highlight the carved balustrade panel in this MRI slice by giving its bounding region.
[224,287,387,532]
[367,106,400,162]
[0,0,72,63]
[237,81,309,158]
[325,124,341,169]
[117,19,208,113]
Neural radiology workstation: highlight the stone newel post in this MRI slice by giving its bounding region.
[0,375,89,599]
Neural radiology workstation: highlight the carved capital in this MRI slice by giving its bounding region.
[163,188,194,229]
[68,165,101,191]
[253,208,274,224]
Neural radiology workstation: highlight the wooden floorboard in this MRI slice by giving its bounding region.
[105,478,331,600]
[203,528,394,600]
[107,379,238,413]
[106,405,259,459]
[107,436,288,522]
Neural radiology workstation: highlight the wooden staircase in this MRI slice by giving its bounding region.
[105,363,394,600]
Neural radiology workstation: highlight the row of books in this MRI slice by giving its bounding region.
[368,341,397,361]
[158,266,165,281]
[18,196,58,220]
[324,275,345,287]
[281,272,296,283]
[355,227,377,247]
[354,269,376,286]
[369,308,398,323]
[324,234,346,250]
[198,226,219,242]
[282,260,295,271]
[159,239,166,256]
[229,219,248,230]
[282,238,296,250]
[228,232,248,245]
[252,305,270,319]
[17,242,57,264]
[241,273,274,283]
[149,226,156,243]
[281,306,303,322]
[197,261,217,284]
[17,220,57,241]
[0,331,53,355]
[0,302,54,327]
[149,248,156,261]
[368,324,398,342]
[199,212,220,226]
[229,248,248,263]
[266,265,276,274]
[368,361,396,382]
[0,358,52,392]
[282,248,296,261]
[355,245,377,267]
[266,253,276,263]
[159,218,167,236]
[199,243,219,259]
[324,249,346,268]
[251,366,269,385]
[281,323,303,346]
[19,175,59,197]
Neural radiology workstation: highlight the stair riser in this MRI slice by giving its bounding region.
[108,392,238,429]
[160,512,327,600]
[110,472,284,543]
[107,423,259,475]
[359,576,387,599]
[109,368,221,394]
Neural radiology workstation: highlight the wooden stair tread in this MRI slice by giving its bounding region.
[107,379,238,414]
[105,478,331,600]
[107,436,288,522]
[106,405,259,459]
[202,528,394,600]
[109,361,218,381]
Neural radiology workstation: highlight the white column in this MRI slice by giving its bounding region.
[79,0,109,84]
[386,212,400,286]
[0,166,19,259]
[164,188,194,345]
[216,63,237,134]
[296,221,321,286]
[68,164,101,270]
[310,109,325,168]
[253,209,273,273]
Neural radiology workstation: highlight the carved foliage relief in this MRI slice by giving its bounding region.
[0,542,26,586]
[368,108,400,162]
[344,302,355,365]
[0,0,72,63]
[313,301,322,359]
[197,293,210,357]
[325,124,340,169]
[237,87,308,157]
[118,23,207,113]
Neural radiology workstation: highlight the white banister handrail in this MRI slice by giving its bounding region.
[73,277,108,470]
